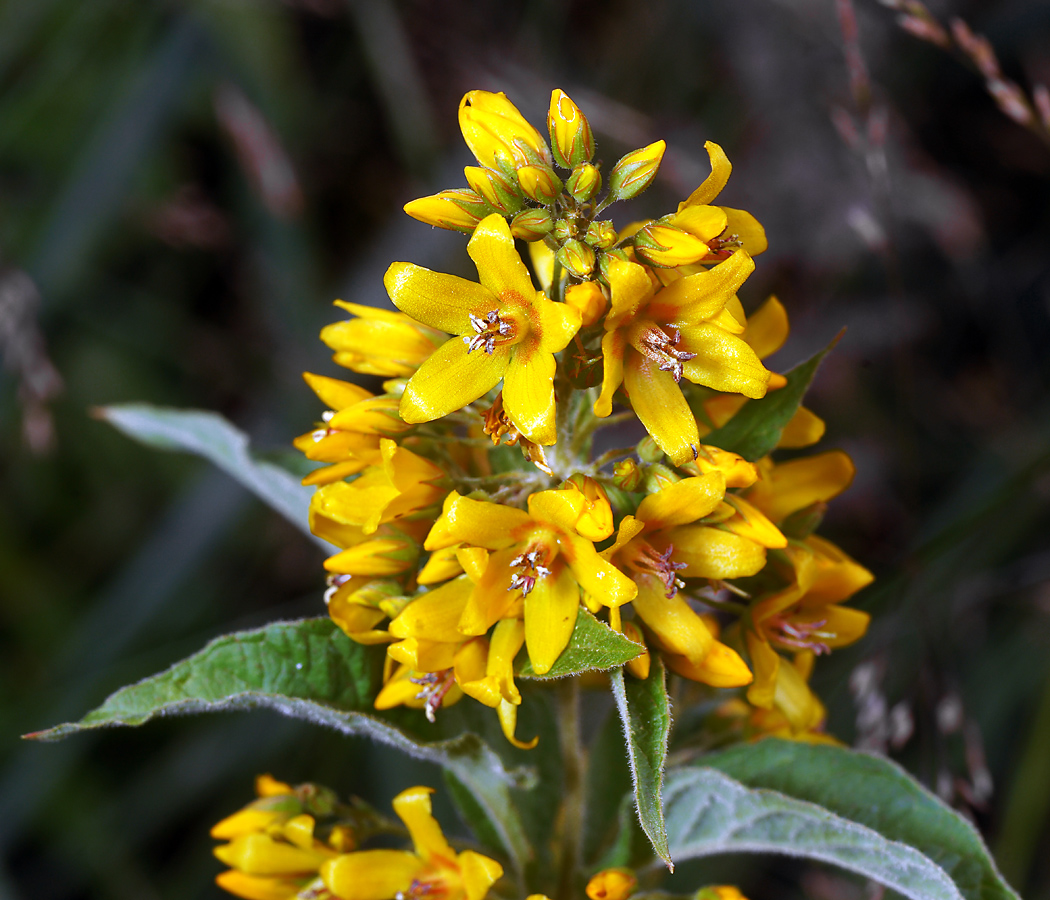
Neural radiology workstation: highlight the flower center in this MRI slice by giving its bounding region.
[636,324,696,382]
[626,541,687,598]
[508,543,554,596]
[410,669,456,723]
[767,615,833,655]
[464,308,517,354]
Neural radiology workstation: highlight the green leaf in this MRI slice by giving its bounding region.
[665,765,970,900]
[698,740,1019,900]
[703,333,840,461]
[25,618,532,874]
[517,609,643,678]
[97,404,316,541]
[611,656,672,867]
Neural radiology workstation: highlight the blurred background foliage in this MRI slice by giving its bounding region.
[2,0,1049,898]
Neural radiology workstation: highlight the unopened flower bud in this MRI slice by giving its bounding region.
[637,435,663,463]
[464,166,523,214]
[556,239,595,278]
[511,208,554,241]
[552,219,574,243]
[459,90,552,169]
[633,222,710,267]
[607,140,666,201]
[643,463,680,493]
[567,162,602,202]
[517,164,563,203]
[403,189,491,233]
[565,281,607,326]
[586,220,617,250]
[548,89,595,168]
[612,458,642,491]
[562,474,613,540]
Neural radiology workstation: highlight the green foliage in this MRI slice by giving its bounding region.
[611,658,672,867]
[517,609,643,678]
[700,740,1019,900]
[703,334,839,461]
[98,404,316,541]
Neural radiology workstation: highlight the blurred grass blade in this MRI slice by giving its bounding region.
[695,739,1019,900]
[97,404,315,542]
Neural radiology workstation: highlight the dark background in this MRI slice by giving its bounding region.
[2,1,1049,898]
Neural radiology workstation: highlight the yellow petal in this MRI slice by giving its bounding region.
[623,352,700,467]
[399,338,508,425]
[388,576,474,642]
[534,291,582,353]
[746,451,856,522]
[673,204,728,241]
[404,191,486,232]
[743,295,788,359]
[679,324,771,399]
[524,563,580,675]
[721,207,768,255]
[649,251,754,325]
[324,539,415,576]
[320,850,421,900]
[777,406,825,448]
[460,849,506,900]
[657,526,767,580]
[488,618,525,703]
[459,90,550,169]
[329,598,390,645]
[498,697,539,750]
[630,575,713,662]
[722,496,788,549]
[636,472,726,531]
[679,141,732,210]
[594,329,627,418]
[773,656,825,732]
[503,347,557,445]
[566,281,607,327]
[302,372,373,410]
[424,492,531,552]
[528,239,555,291]
[418,546,464,584]
[214,834,329,876]
[560,531,638,608]
[328,397,412,435]
[468,214,540,301]
[215,870,303,900]
[745,631,781,709]
[663,640,753,688]
[392,786,454,860]
[458,546,525,635]
[802,535,874,604]
[385,263,496,336]
[604,257,654,330]
[387,637,459,672]
[211,809,283,840]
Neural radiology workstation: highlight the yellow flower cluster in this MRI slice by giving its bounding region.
[292,88,873,750]
[212,777,502,900]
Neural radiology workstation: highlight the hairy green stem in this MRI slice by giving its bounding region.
[555,678,585,900]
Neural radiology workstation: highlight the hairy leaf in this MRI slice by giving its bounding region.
[26,618,532,873]
[97,404,316,541]
[700,740,1019,900]
[704,334,839,461]
[518,609,643,678]
[611,657,672,866]
[665,765,968,900]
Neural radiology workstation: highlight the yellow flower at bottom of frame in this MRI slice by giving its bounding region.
[424,486,637,675]
[384,214,580,445]
[321,786,503,900]
[586,868,638,900]
[594,252,770,465]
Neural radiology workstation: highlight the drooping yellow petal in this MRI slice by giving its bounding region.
[468,214,540,301]
[503,345,557,445]
[498,698,539,750]
[631,575,714,662]
[745,631,780,709]
[320,850,422,900]
[524,563,580,675]
[636,472,726,531]
[743,295,788,359]
[678,141,732,210]
[399,337,509,425]
[648,251,754,325]
[801,535,874,605]
[594,329,627,418]
[605,258,655,330]
[663,640,753,687]
[559,530,638,608]
[624,352,701,467]
[679,324,771,399]
[722,496,788,549]
[392,786,454,861]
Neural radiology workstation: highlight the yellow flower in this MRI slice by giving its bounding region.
[700,296,826,449]
[385,214,581,444]
[586,868,638,900]
[743,451,856,524]
[321,787,503,900]
[745,537,873,709]
[601,472,771,687]
[424,485,637,675]
[320,301,445,378]
[459,90,552,170]
[548,89,595,169]
[309,439,446,535]
[594,253,771,465]
[404,188,492,233]
[294,373,412,487]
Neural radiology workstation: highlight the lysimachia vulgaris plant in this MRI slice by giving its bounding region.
[30,89,1020,900]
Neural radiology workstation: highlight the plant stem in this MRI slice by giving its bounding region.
[556,678,585,900]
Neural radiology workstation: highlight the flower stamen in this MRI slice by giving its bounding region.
[464,309,515,355]
[411,669,457,723]
[629,542,688,598]
[509,547,553,596]
[638,325,697,383]
[767,615,832,655]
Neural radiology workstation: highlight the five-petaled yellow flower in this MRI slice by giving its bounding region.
[385,214,581,445]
